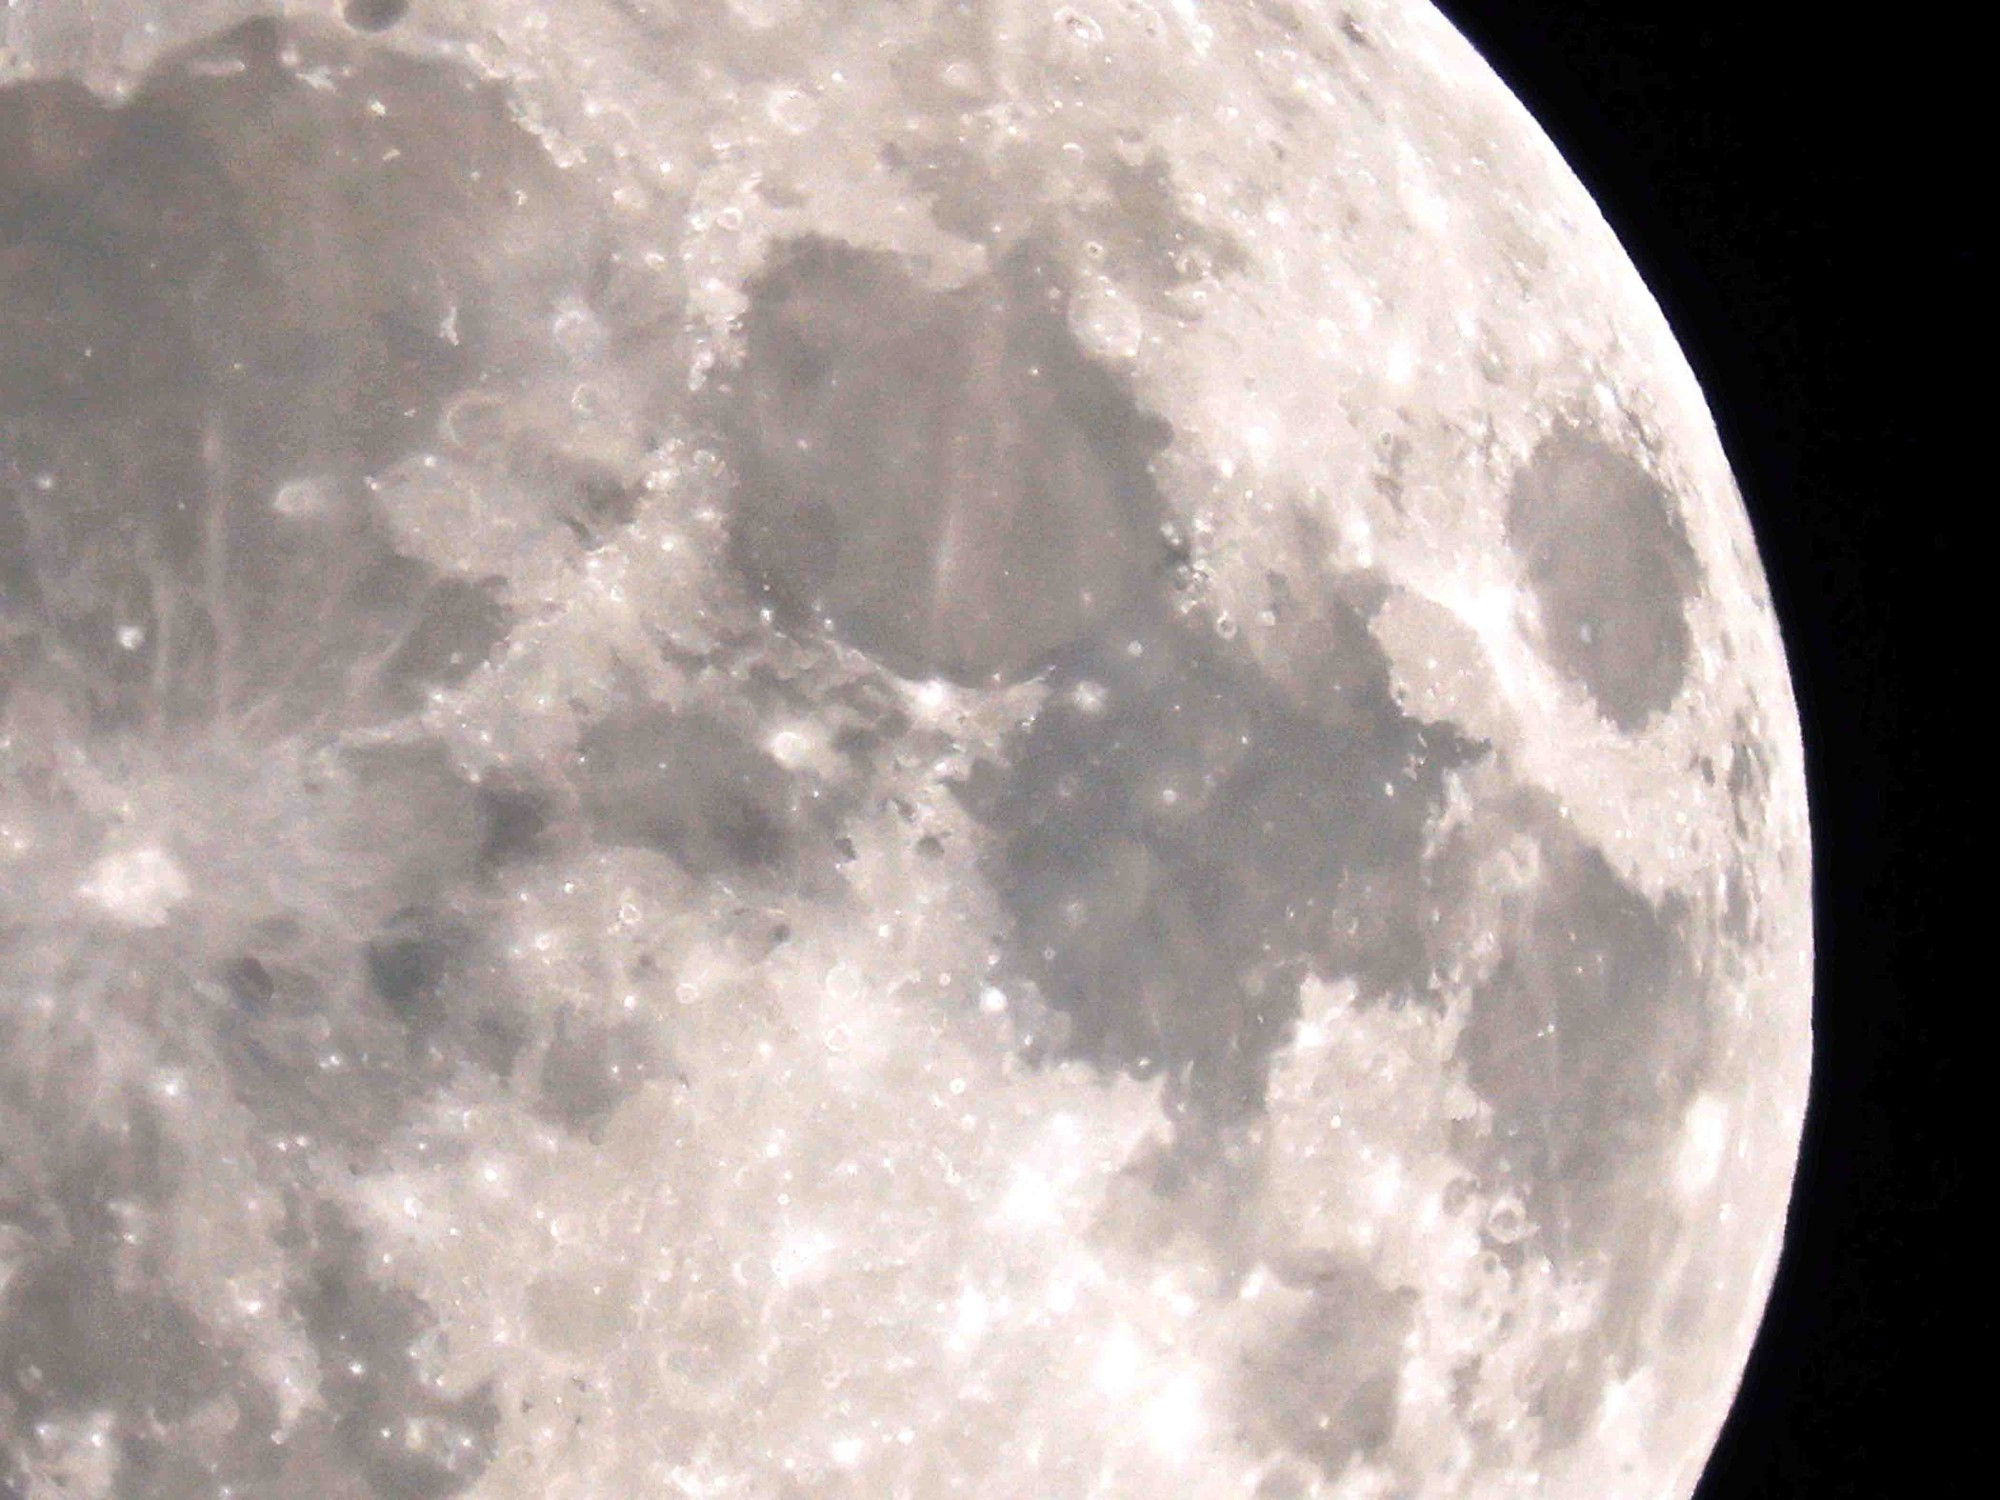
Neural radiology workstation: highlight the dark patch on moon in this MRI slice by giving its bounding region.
[1505,424,1701,731]
[297,1206,500,1499]
[537,1007,669,1136]
[718,235,1175,686]
[344,0,414,33]
[1452,795,1707,1255]
[1438,792,1711,1450]
[1,28,607,1489]
[473,773,556,872]
[971,598,1474,1122]
[224,950,279,1011]
[1089,147,1254,291]
[0,17,586,735]
[0,1024,284,1495]
[0,1264,265,1495]
[363,907,463,1026]
[575,704,801,875]
[1236,1255,1413,1477]
[375,576,514,715]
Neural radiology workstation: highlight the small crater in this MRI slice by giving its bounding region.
[474,774,553,869]
[1505,424,1700,731]
[223,952,278,1011]
[344,0,413,32]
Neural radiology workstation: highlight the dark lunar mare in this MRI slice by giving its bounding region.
[1,14,1729,1494]
[719,234,1177,687]
[1505,423,1701,731]
[718,229,1494,1477]
[975,607,1475,1123]
[0,20,624,1497]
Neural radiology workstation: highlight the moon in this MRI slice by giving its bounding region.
[0,3,1810,1498]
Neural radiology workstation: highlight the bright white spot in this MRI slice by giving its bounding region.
[1093,1327,1143,1397]
[767,728,812,768]
[1406,184,1449,235]
[1144,1372,1206,1460]
[951,1286,991,1348]
[1073,286,1144,360]
[78,845,190,928]
[829,1436,867,1468]
[1674,1094,1729,1194]
[116,624,145,651]
[771,1229,835,1286]
[1367,1156,1405,1213]
[1384,338,1418,386]
[1001,1165,1060,1232]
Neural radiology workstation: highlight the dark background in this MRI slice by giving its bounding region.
[1429,3,1964,1495]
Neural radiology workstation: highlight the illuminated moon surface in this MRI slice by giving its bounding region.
[0,4,1810,1498]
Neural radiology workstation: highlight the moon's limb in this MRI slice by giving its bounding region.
[0,5,1809,1499]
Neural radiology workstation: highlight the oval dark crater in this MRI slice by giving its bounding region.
[1504,424,1701,731]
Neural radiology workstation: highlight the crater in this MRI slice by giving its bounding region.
[344,0,413,32]
[1725,717,1770,840]
[719,235,1175,685]
[1505,425,1700,731]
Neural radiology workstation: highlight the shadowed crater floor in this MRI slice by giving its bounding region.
[1504,424,1701,731]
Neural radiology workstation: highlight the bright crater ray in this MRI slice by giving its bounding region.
[0,4,1810,1499]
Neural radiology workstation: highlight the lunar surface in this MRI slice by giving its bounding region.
[0,3,1810,1498]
